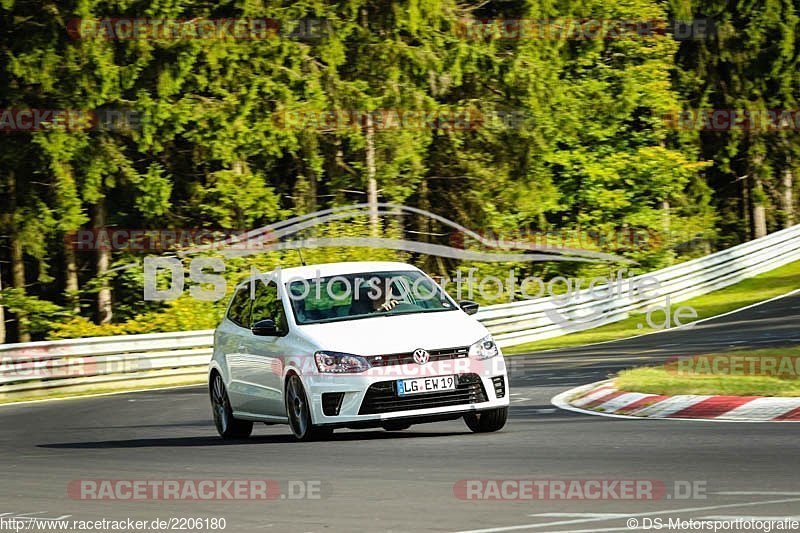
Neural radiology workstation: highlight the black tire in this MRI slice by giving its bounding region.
[285,375,334,441]
[382,421,412,431]
[210,373,253,439]
[464,407,508,433]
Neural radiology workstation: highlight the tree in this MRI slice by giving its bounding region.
[673,0,799,240]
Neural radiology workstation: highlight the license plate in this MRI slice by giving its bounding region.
[397,375,456,396]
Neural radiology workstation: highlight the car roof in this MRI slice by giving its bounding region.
[234,261,422,288]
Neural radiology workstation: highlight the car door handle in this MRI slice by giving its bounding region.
[237,344,247,353]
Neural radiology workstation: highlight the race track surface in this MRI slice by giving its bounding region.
[2,293,800,532]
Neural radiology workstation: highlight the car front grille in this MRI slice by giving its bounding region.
[366,346,469,367]
[358,373,487,415]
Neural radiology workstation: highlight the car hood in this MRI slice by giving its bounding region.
[295,310,489,355]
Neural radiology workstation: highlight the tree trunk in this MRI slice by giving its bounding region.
[660,198,672,263]
[661,197,670,237]
[418,179,430,240]
[418,179,434,271]
[749,149,768,239]
[307,167,318,214]
[740,176,750,241]
[364,114,378,237]
[64,243,80,314]
[751,178,768,239]
[10,237,29,341]
[7,172,30,342]
[782,165,795,228]
[232,159,247,228]
[294,138,318,215]
[0,272,5,344]
[93,200,112,324]
[752,202,767,238]
[305,137,318,214]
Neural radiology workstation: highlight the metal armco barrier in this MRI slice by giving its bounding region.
[477,223,800,346]
[0,330,213,400]
[1,224,799,400]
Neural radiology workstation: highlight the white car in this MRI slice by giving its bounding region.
[209,261,509,440]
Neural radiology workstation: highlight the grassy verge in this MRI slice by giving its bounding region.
[614,346,800,397]
[504,259,800,354]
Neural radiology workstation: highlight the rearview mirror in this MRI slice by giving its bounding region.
[251,318,278,336]
[458,300,480,316]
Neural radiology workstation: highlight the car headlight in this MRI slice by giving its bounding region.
[469,335,499,360]
[314,351,371,373]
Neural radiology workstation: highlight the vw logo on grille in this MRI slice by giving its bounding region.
[413,348,430,365]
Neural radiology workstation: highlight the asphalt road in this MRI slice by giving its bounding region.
[2,293,800,532]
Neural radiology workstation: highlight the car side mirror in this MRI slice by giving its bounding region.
[459,300,479,316]
[252,318,278,336]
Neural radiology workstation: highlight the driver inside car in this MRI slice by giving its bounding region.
[370,284,400,312]
[349,279,400,315]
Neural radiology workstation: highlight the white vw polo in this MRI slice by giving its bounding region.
[209,261,509,440]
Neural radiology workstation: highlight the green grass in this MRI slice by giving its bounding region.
[504,259,800,354]
[614,346,800,397]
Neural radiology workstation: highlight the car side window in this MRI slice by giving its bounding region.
[251,279,288,335]
[226,283,252,328]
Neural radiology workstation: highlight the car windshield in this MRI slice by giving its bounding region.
[285,270,457,325]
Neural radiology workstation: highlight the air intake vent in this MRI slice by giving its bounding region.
[322,392,344,416]
[491,376,506,398]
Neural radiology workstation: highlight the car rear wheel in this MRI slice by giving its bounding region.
[210,373,253,439]
[464,407,507,433]
[285,375,334,441]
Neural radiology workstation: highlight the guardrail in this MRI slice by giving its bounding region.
[477,223,800,346]
[0,330,213,401]
[1,224,799,400]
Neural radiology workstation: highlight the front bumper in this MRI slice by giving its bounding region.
[302,356,509,427]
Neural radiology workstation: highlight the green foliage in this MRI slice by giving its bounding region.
[48,296,223,339]
[671,0,799,240]
[1,0,792,342]
[1,289,67,336]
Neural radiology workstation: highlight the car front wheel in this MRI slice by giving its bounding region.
[285,375,334,441]
[464,407,507,433]
[210,373,253,439]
